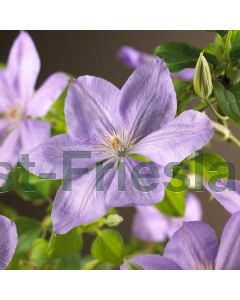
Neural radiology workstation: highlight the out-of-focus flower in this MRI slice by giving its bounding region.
[117,46,195,81]
[122,212,240,270]
[29,58,213,234]
[194,52,213,99]
[0,31,69,186]
[0,215,18,270]
[132,193,202,242]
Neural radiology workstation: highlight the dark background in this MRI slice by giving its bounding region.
[0,31,237,238]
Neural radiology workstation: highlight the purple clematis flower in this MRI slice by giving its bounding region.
[204,179,240,214]
[0,31,68,187]
[0,215,18,270]
[122,212,240,270]
[29,57,213,234]
[117,46,195,81]
[132,193,202,242]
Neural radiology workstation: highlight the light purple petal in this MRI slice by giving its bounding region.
[27,72,69,117]
[6,31,40,103]
[52,166,115,234]
[117,46,154,69]
[215,212,240,270]
[204,179,240,214]
[0,127,21,187]
[132,206,169,242]
[0,119,10,140]
[28,134,108,179]
[0,215,18,270]
[132,110,214,167]
[106,158,165,208]
[171,68,195,81]
[0,71,14,111]
[184,193,203,221]
[20,119,50,155]
[164,221,218,270]
[166,193,203,238]
[121,254,181,270]
[65,76,121,141]
[119,58,177,139]
[117,46,195,81]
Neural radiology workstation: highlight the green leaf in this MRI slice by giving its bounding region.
[207,30,228,37]
[154,42,216,72]
[213,80,240,126]
[13,166,61,204]
[155,182,186,217]
[15,217,41,256]
[188,152,229,183]
[174,80,195,114]
[48,228,83,258]
[0,202,18,219]
[55,253,81,270]
[44,87,68,136]
[0,62,5,69]
[230,31,240,58]
[127,153,151,162]
[91,229,125,265]
[229,82,240,100]
[31,239,49,268]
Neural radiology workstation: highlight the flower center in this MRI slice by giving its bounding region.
[5,105,23,123]
[95,130,135,157]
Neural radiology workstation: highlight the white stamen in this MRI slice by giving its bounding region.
[94,129,137,157]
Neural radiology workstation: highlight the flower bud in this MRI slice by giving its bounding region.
[194,52,213,99]
[105,214,123,227]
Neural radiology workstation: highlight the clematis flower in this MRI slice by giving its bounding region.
[122,211,240,270]
[0,31,68,187]
[0,215,18,270]
[132,193,202,242]
[29,58,213,234]
[204,179,240,214]
[117,46,195,81]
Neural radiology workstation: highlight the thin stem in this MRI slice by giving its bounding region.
[228,133,240,148]
[203,98,229,121]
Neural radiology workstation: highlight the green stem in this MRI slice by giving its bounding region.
[203,98,229,121]
[228,133,240,148]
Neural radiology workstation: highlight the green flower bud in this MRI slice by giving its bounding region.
[105,214,123,227]
[194,52,213,99]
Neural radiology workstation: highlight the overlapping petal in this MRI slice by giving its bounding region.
[121,254,181,270]
[0,119,10,140]
[204,180,240,214]
[0,215,18,270]
[6,31,40,103]
[215,212,240,270]
[52,166,115,234]
[119,58,177,139]
[0,127,21,187]
[164,221,218,270]
[132,110,214,167]
[0,71,15,111]
[28,134,109,179]
[20,119,51,155]
[106,158,165,208]
[65,76,121,141]
[27,72,69,117]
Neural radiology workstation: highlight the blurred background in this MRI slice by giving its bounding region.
[0,31,237,239]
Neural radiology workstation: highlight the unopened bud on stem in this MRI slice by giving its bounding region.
[194,52,213,99]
